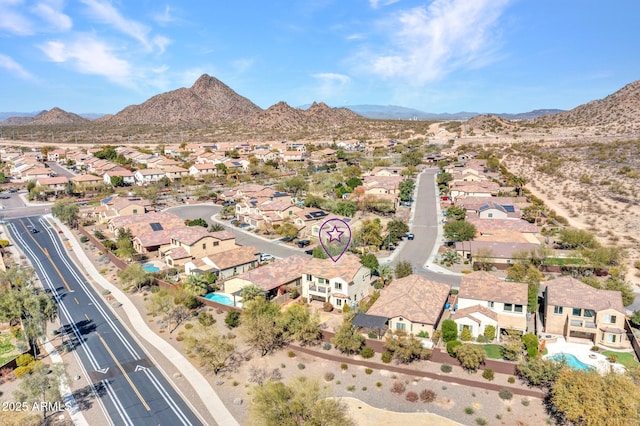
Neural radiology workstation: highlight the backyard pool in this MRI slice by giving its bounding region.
[548,353,594,371]
[205,292,236,306]
[142,262,160,273]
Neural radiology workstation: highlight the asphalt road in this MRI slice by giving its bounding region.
[7,217,202,426]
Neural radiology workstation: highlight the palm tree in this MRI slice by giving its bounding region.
[509,175,527,196]
[377,265,392,286]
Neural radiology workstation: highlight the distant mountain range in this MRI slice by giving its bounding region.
[324,105,565,120]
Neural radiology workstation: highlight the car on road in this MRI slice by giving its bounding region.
[297,239,311,248]
[259,253,275,262]
[401,201,411,207]
[0,195,10,199]
[27,226,38,234]
[405,233,414,240]
[223,200,236,206]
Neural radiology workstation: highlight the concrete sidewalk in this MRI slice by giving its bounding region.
[49,215,239,426]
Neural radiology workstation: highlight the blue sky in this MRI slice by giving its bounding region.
[1,0,639,115]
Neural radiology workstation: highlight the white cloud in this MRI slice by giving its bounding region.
[0,1,34,35]
[361,0,510,83]
[80,0,169,52]
[0,53,35,79]
[369,0,400,9]
[232,58,254,74]
[32,1,72,32]
[312,73,351,99]
[152,5,175,25]
[39,34,132,85]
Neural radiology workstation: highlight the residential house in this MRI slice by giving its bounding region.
[103,169,135,186]
[543,276,630,349]
[293,208,330,239]
[251,149,279,163]
[163,166,189,181]
[223,255,307,299]
[108,211,184,237]
[452,271,528,338]
[302,254,372,309]
[35,176,69,194]
[465,217,539,242]
[160,229,237,269]
[367,275,450,337]
[71,174,104,192]
[23,167,52,182]
[47,149,67,162]
[185,245,259,279]
[189,163,218,177]
[134,169,166,186]
[369,166,406,177]
[97,196,152,223]
[455,241,542,268]
[280,151,306,162]
[449,181,500,201]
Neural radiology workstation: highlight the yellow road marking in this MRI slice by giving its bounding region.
[96,332,151,411]
[74,297,79,304]
[84,313,90,321]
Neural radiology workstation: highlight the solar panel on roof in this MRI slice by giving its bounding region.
[503,205,515,212]
[150,222,163,231]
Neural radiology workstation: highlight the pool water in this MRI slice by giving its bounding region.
[142,262,160,273]
[205,293,235,306]
[548,353,594,371]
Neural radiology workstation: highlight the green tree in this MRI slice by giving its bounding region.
[333,200,357,217]
[281,304,321,346]
[118,264,151,290]
[241,297,286,356]
[13,362,67,422]
[441,319,457,342]
[445,205,467,221]
[522,333,539,358]
[516,357,566,388]
[400,150,423,167]
[502,329,524,361]
[275,222,299,240]
[331,318,364,355]
[359,253,379,272]
[460,327,472,341]
[386,220,409,244]
[280,176,308,196]
[483,325,496,341]
[384,333,431,364]
[208,223,225,232]
[241,285,264,302]
[183,324,236,375]
[551,369,640,425]
[506,263,543,313]
[185,218,208,227]
[249,376,354,426]
[225,310,241,328]
[558,228,599,249]
[220,204,236,219]
[436,171,453,186]
[51,198,79,227]
[377,264,392,286]
[184,273,217,296]
[631,310,640,327]
[444,220,477,241]
[345,177,363,190]
[353,218,383,248]
[115,228,136,259]
[312,245,328,259]
[394,260,413,279]
[110,175,126,187]
[398,180,415,202]
[455,343,486,371]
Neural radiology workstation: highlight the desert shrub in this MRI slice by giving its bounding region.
[288,351,296,358]
[440,363,452,373]
[360,346,375,359]
[460,327,473,341]
[521,398,530,406]
[417,330,429,338]
[80,235,89,243]
[420,389,436,402]
[381,351,392,363]
[441,319,457,342]
[324,372,335,382]
[391,381,406,394]
[365,368,373,375]
[340,363,348,370]
[508,376,515,384]
[16,354,34,367]
[224,310,240,328]
[362,386,367,391]
[446,340,462,356]
[184,323,193,330]
[591,346,600,352]
[476,418,487,425]
[476,334,490,343]
[607,353,618,363]
[322,302,333,312]
[323,342,332,350]
[482,368,494,381]
[499,389,513,400]
[368,331,378,339]
[465,406,475,415]
[406,391,419,402]
[198,312,216,327]
[297,363,305,370]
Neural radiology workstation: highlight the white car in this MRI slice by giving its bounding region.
[259,253,275,262]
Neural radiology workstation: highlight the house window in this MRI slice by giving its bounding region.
[202,243,206,250]
[604,315,617,324]
[336,299,342,306]
[306,274,312,281]
[335,282,342,290]
[514,305,524,313]
[554,306,563,314]
[213,241,219,246]
[504,303,513,312]
[488,213,493,218]
[584,309,595,318]
[572,308,582,317]
[607,334,617,343]
[133,209,138,214]
[487,301,494,308]
[396,322,406,331]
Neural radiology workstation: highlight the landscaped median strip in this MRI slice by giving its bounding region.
[289,343,545,399]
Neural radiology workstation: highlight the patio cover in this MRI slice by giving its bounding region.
[352,313,388,330]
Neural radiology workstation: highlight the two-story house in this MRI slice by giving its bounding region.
[301,254,372,309]
[543,276,630,349]
[223,255,307,299]
[134,169,166,186]
[451,271,528,338]
[160,228,237,269]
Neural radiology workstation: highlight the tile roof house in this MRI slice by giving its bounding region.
[159,228,237,269]
[367,275,450,337]
[452,271,528,338]
[71,174,104,189]
[185,246,259,279]
[35,176,69,192]
[96,197,153,223]
[455,241,543,269]
[223,255,307,299]
[449,181,500,201]
[302,254,373,309]
[134,168,166,185]
[108,211,184,237]
[103,169,135,186]
[543,276,630,349]
[188,163,218,177]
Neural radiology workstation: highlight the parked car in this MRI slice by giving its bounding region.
[259,253,275,262]
[297,239,311,248]
[406,233,415,240]
[401,201,411,207]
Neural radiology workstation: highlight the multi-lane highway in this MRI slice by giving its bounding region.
[7,216,202,426]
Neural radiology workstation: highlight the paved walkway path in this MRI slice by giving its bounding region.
[50,216,239,426]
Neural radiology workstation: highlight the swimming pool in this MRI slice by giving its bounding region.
[142,262,160,273]
[548,353,594,371]
[205,292,235,306]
